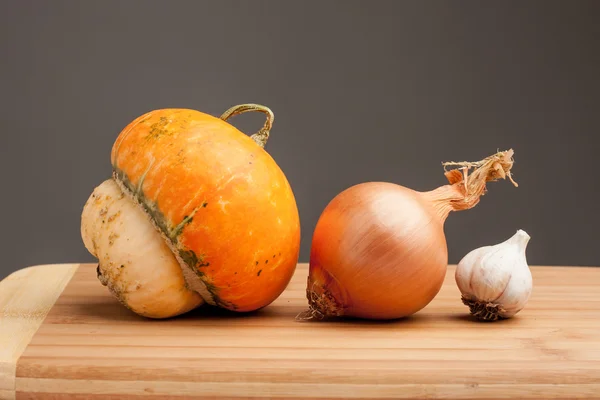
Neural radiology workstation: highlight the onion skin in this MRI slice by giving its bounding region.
[301,150,518,321]
[306,183,453,320]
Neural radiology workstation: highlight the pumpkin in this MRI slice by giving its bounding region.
[81,104,301,318]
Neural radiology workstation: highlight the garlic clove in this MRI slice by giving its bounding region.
[493,230,533,317]
[493,259,533,318]
[454,245,490,298]
[455,229,532,321]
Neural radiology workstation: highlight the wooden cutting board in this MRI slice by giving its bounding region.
[1,263,599,400]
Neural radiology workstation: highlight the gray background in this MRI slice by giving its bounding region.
[1,0,599,280]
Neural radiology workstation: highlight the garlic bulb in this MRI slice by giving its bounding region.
[455,229,532,321]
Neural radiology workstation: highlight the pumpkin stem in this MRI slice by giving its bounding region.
[219,103,274,148]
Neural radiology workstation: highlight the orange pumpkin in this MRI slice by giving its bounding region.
[81,104,301,317]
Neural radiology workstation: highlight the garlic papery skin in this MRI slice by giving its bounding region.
[455,229,533,321]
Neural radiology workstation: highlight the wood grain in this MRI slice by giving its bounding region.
[0,264,78,400]
[2,263,599,399]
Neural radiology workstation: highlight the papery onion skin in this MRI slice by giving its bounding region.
[306,182,454,320]
[301,150,518,321]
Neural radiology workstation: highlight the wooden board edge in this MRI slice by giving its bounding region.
[0,264,79,400]
[12,378,600,399]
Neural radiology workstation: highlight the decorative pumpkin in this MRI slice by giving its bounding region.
[81,104,301,318]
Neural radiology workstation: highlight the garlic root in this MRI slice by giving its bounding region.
[81,179,203,318]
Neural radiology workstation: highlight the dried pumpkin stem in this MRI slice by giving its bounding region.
[440,149,518,211]
[219,103,274,148]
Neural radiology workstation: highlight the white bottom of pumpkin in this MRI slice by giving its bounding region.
[81,179,204,318]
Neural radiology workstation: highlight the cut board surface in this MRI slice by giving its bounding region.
[1,263,600,399]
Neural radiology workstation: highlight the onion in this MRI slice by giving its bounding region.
[298,149,518,321]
